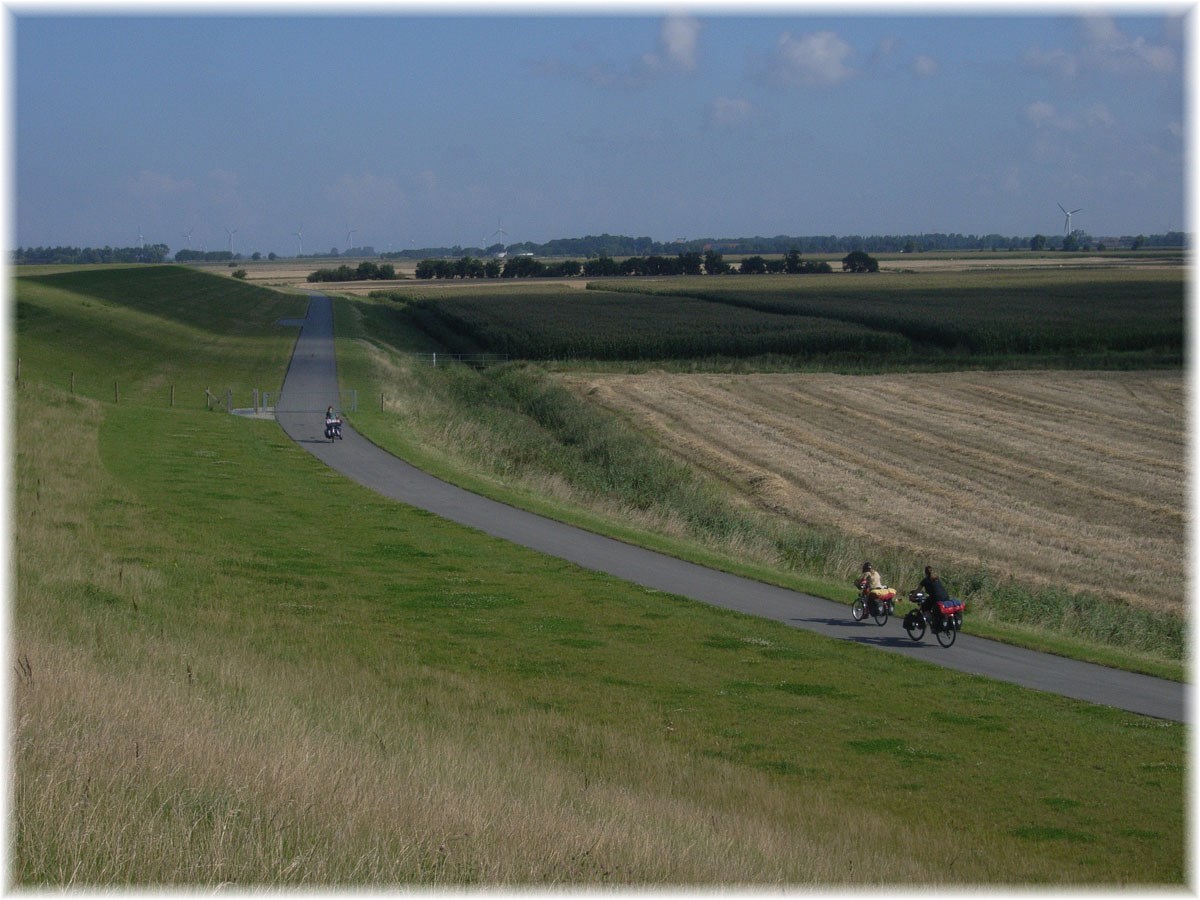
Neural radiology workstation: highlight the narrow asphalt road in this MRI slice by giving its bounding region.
[273,293,1187,723]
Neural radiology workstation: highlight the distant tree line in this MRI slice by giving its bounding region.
[415,255,583,279]
[307,260,396,283]
[14,244,172,264]
[13,230,1187,267]
[175,249,237,262]
[388,230,1187,261]
[415,249,841,280]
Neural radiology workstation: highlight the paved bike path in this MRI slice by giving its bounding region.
[273,293,1187,723]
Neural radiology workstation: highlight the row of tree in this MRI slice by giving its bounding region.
[307,261,397,283]
[414,249,851,280]
[14,244,172,264]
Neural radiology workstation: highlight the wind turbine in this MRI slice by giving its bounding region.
[346,228,357,253]
[137,226,145,248]
[293,224,304,257]
[182,226,195,249]
[224,226,238,255]
[487,217,508,257]
[1058,203,1082,235]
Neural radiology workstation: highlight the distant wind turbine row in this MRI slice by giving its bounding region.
[137,206,1102,258]
[148,216,519,258]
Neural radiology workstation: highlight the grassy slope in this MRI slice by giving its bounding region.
[12,267,1185,885]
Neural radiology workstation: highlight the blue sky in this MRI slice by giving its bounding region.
[11,6,1188,255]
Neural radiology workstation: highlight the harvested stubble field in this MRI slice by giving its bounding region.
[564,369,1184,614]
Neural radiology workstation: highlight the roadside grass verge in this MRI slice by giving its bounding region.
[13,268,1185,885]
[334,296,1184,679]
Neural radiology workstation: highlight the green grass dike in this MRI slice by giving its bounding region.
[13,265,1185,886]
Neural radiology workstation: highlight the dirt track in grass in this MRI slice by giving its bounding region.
[562,370,1185,613]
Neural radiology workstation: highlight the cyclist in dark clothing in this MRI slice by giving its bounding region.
[918,566,950,613]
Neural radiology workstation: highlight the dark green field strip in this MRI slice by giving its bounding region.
[604,269,1184,356]
[401,290,908,360]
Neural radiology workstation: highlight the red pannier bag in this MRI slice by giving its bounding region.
[936,598,965,617]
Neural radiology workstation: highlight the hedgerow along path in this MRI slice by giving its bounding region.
[274,293,1186,723]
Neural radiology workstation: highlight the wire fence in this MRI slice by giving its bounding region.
[12,361,360,418]
[262,389,358,415]
[410,352,509,369]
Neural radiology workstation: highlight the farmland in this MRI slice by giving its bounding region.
[561,369,1184,616]
[401,289,908,360]
[390,268,1183,367]
[346,264,1186,669]
[12,264,1187,885]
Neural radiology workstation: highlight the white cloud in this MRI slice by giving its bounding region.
[773,30,856,86]
[1023,45,1078,79]
[1027,100,1117,132]
[541,14,702,89]
[709,96,754,126]
[913,54,938,77]
[1081,14,1176,73]
[871,35,899,64]
[1085,103,1115,127]
[660,14,701,72]
[1026,101,1058,127]
[1026,15,1176,80]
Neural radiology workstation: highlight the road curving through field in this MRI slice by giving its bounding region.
[274,293,1187,723]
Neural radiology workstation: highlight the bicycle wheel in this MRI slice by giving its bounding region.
[935,619,957,647]
[852,598,867,622]
[872,603,889,626]
[904,610,926,642]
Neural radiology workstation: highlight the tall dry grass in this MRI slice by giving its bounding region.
[17,627,937,885]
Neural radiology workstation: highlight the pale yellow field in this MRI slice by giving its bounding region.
[563,370,1185,613]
